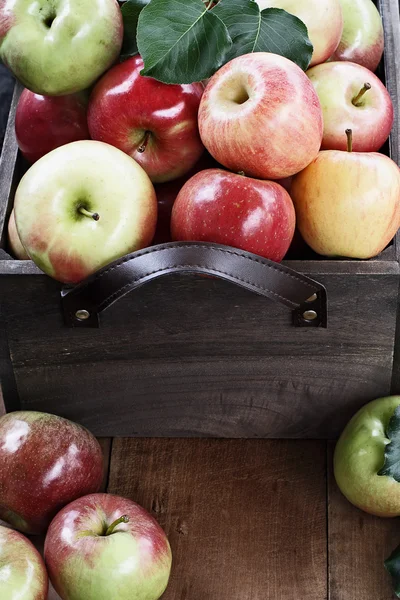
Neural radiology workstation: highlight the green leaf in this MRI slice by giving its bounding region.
[120,0,151,60]
[378,405,400,480]
[385,544,400,598]
[137,0,233,84]
[213,0,313,71]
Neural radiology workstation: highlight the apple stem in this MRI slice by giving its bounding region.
[238,171,246,176]
[105,515,130,536]
[345,128,353,153]
[138,131,151,153]
[79,207,100,221]
[352,82,371,106]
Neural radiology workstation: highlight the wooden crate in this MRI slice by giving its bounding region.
[0,0,400,439]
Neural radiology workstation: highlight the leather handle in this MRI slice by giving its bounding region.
[61,242,327,328]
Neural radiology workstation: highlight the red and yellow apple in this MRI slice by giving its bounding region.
[198,53,323,180]
[7,209,29,260]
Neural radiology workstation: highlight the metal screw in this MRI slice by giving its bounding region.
[303,310,318,321]
[75,309,90,321]
[306,293,318,303]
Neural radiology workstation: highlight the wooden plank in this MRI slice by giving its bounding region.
[327,442,400,600]
[108,438,327,600]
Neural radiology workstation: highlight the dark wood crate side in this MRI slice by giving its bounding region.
[1,269,397,438]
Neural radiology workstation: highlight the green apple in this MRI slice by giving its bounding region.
[334,396,400,517]
[0,0,123,95]
[255,0,343,67]
[331,0,384,73]
[14,140,157,283]
[0,525,48,599]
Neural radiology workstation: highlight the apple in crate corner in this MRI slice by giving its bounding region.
[8,209,29,260]
[307,61,394,152]
[15,88,90,163]
[14,140,157,284]
[334,396,400,517]
[0,0,123,95]
[198,53,323,180]
[171,169,295,262]
[290,129,400,259]
[0,411,104,535]
[45,493,172,600]
[0,525,48,599]
[331,0,384,73]
[256,0,343,67]
[88,55,205,183]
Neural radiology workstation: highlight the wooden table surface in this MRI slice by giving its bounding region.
[8,438,400,599]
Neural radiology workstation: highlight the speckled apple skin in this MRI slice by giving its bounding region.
[0,411,104,534]
[0,525,48,599]
[45,493,172,600]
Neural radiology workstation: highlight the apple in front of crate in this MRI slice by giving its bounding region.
[0,411,104,535]
[8,209,29,259]
[15,88,90,163]
[198,53,323,180]
[45,493,172,600]
[256,0,343,67]
[0,0,123,95]
[0,525,48,599]
[307,61,394,152]
[331,0,384,73]
[88,55,205,183]
[290,130,400,259]
[334,396,400,516]
[171,169,296,262]
[14,140,157,284]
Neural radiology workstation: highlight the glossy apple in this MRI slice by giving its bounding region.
[15,88,90,163]
[171,169,296,261]
[198,53,323,180]
[307,61,394,152]
[256,0,343,67]
[45,493,172,600]
[331,0,384,73]
[8,209,29,259]
[334,396,400,517]
[0,0,123,96]
[0,525,48,599]
[0,411,104,535]
[88,56,205,183]
[153,153,219,244]
[14,140,157,283]
[290,130,400,259]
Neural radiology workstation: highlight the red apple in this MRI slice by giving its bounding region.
[0,525,48,599]
[171,169,296,262]
[45,493,172,600]
[199,53,323,180]
[153,152,219,244]
[88,56,205,183]
[290,130,400,259]
[307,61,394,152]
[15,88,90,163]
[0,411,104,534]
[7,209,29,260]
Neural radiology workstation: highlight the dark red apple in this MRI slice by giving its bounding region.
[15,89,90,163]
[171,169,296,262]
[88,56,205,183]
[0,411,104,535]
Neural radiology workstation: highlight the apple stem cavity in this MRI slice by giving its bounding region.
[105,515,130,536]
[352,83,372,107]
[138,131,152,153]
[345,129,353,153]
[79,207,100,221]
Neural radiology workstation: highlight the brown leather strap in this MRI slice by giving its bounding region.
[61,242,327,328]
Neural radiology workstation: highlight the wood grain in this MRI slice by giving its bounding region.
[327,443,400,600]
[108,438,327,600]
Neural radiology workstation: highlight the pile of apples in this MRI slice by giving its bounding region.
[2,0,400,286]
[0,410,172,600]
